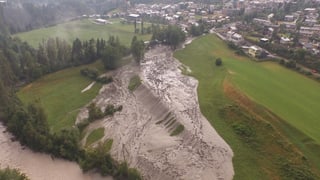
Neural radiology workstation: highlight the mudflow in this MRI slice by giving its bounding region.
[77,44,234,180]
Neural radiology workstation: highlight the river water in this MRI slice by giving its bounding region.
[0,123,111,180]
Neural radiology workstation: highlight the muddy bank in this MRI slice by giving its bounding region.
[77,44,234,180]
[0,123,111,180]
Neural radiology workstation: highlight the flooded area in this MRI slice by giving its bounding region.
[77,44,234,180]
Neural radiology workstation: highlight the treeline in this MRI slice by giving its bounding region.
[256,41,320,72]
[0,35,128,83]
[4,1,91,33]
[151,25,186,49]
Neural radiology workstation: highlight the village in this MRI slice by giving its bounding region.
[80,0,320,73]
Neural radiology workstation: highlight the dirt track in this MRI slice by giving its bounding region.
[78,44,234,179]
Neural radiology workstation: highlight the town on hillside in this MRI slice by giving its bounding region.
[78,0,320,75]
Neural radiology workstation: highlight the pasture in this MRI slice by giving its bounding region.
[174,34,320,179]
[18,61,104,132]
[14,19,152,47]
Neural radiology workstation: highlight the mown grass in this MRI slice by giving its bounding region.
[128,75,141,91]
[86,127,105,146]
[14,19,152,47]
[18,61,104,132]
[174,34,320,179]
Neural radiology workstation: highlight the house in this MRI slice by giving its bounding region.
[260,38,269,43]
[227,31,244,43]
[249,46,262,57]
[281,22,296,31]
[127,14,140,22]
[280,37,291,44]
[284,15,295,22]
[300,26,320,37]
[94,19,108,24]
[304,19,317,26]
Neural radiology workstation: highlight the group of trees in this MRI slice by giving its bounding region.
[151,24,186,49]
[189,21,210,37]
[101,36,129,69]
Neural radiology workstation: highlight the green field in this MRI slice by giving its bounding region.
[174,34,320,179]
[18,61,105,132]
[86,127,105,146]
[14,19,152,47]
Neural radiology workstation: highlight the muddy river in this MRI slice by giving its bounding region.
[0,123,111,180]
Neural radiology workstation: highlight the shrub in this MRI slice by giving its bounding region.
[88,103,104,122]
[80,68,99,80]
[232,122,255,139]
[0,168,29,180]
[279,59,285,65]
[96,76,113,84]
[128,75,141,91]
[170,124,185,136]
[215,58,222,66]
[105,105,122,116]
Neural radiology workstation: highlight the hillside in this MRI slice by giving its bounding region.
[174,34,320,179]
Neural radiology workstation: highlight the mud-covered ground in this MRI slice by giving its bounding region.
[78,44,234,180]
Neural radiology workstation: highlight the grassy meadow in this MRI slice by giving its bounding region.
[174,34,320,179]
[86,127,105,146]
[14,19,152,47]
[18,61,105,132]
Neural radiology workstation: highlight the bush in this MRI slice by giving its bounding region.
[80,68,99,80]
[215,58,222,66]
[96,76,113,84]
[105,105,122,116]
[128,75,141,91]
[170,124,185,136]
[0,168,29,180]
[88,103,104,122]
[232,122,255,140]
[279,59,285,65]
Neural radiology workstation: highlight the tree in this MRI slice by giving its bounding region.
[72,38,84,65]
[166,25,186,49]
[294,49,306,61]
[102,45,121,70]
[131,36,145,64]
[215,58,222,66]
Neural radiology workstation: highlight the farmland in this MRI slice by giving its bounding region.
[174,34,320,179]
[14,19,152,47]
[18,61,105,132]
